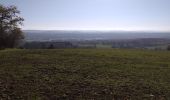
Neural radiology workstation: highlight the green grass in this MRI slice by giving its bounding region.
[0,49,170,99]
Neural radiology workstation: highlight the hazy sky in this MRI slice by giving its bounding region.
[1,0,170,31]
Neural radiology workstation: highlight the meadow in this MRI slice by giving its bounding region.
[0,49,170,99]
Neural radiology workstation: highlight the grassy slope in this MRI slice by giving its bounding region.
[0,49,170,100]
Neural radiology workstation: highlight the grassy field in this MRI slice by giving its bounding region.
[0,49,170,100]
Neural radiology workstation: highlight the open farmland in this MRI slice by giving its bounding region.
[0,49,170,99]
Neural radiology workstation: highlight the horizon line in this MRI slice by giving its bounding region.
[22,29,170,33]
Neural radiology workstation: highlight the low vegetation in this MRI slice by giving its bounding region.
[0,49,170,99]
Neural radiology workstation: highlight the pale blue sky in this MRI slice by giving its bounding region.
[1,0,170,31]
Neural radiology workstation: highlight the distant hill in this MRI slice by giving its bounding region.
[24,30,170,41]
[22,30,170,49]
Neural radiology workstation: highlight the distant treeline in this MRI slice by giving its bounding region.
[22,41,75,49]
[20,38,170,50]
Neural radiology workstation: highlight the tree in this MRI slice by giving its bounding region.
[0,5,24,48]
[167,45,170,51]
[48,44,54,49]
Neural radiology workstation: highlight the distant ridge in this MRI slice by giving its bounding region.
[24,30,170,41]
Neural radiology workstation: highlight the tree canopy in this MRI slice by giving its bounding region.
[0,5,24,48]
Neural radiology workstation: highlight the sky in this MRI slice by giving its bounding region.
[1,0,170,31]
